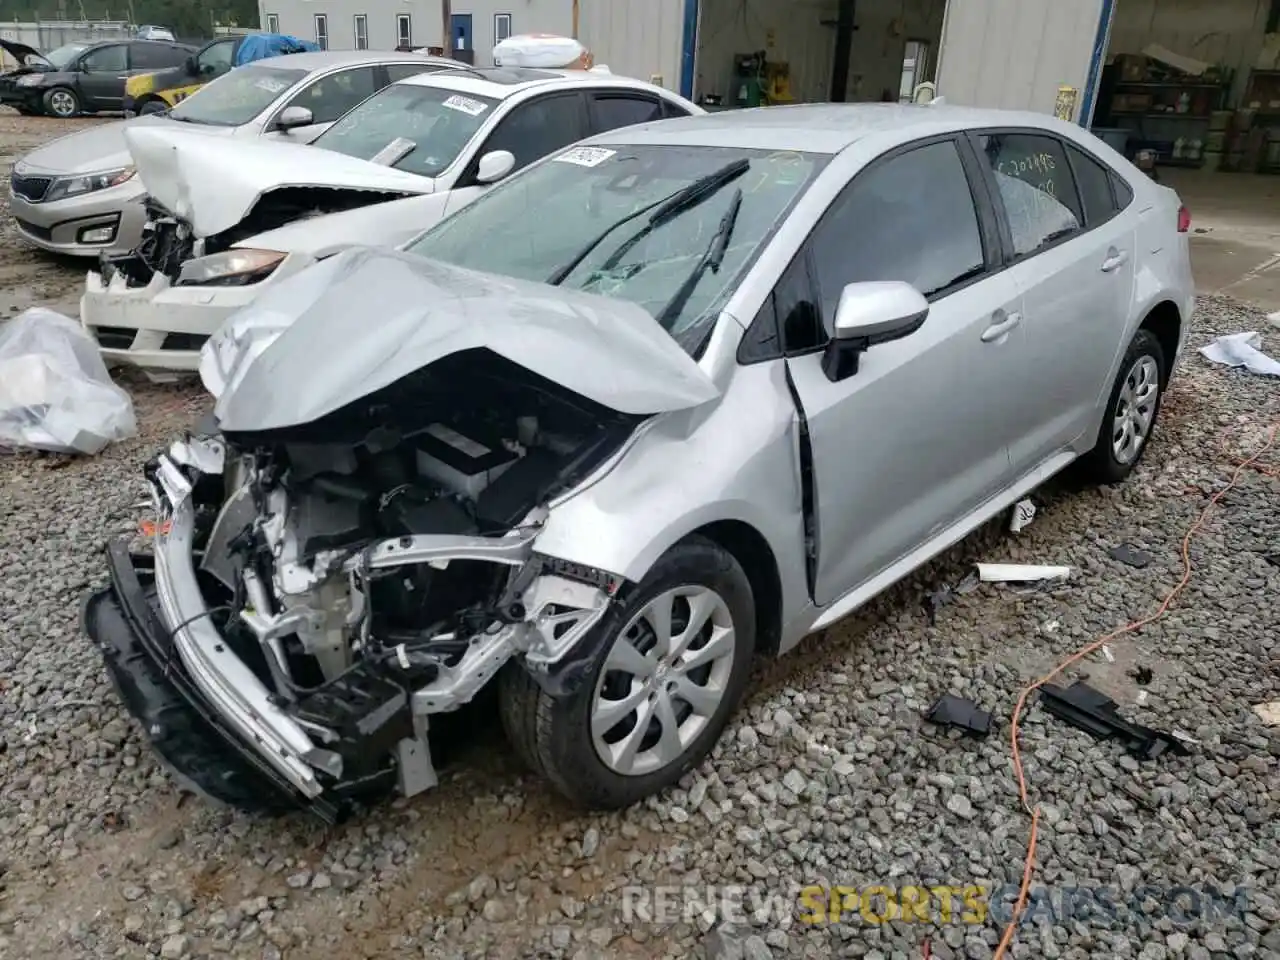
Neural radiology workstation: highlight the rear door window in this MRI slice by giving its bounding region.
[589,93,663,133]
[974,132,1083,257]
[130,42,181,70]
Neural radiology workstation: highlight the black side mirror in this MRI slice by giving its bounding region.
[185,55,197,74]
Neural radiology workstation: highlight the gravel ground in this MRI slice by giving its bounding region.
[1,112,1279,960]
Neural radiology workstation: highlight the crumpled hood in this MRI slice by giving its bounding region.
[123,125,436,239]
[213,246,719,431]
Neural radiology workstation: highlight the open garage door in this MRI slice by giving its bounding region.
[935,0,1113,122]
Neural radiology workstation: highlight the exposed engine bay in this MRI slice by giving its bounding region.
[102,187,413,287]
[147,350,633,809]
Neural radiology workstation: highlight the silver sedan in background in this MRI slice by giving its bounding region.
[7,50,460,257]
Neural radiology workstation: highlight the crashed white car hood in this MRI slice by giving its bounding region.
[213,247,719,431]
[123,126,435,239]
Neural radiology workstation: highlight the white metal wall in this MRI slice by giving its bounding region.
[260,0,570,59]
[934,0,1105,117]
[578,0,686,90]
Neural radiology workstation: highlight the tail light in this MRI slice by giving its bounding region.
[1177,205,1191,233]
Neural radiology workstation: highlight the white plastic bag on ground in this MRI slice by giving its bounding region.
[0,308,136,454]
[493,34,589,69]
[1198,331,1280,376]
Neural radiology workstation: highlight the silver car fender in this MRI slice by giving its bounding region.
[531,345,812,655]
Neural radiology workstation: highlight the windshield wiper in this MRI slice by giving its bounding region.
[652,186,743,329]
[546,158,750,286]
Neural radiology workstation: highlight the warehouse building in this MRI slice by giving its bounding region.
[259,0,1280,179]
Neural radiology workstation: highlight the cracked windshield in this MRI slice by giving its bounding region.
[406,144,826,352]
[315,85,498,178]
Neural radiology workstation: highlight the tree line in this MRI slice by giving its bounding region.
[0,0,261,40]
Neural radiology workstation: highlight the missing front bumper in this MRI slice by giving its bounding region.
[83,542,341,821]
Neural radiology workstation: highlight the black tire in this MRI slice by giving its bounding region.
[499,536,756,809]
[43,87,79,118]
[138,99,168,115]
[1077,328,1166,485]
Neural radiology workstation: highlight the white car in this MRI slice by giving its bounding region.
[10,50,459,257]
[79,67,702,376]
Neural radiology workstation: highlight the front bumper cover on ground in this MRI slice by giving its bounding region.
[83,541,342,822]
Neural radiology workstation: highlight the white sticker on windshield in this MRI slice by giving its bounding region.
[554,146,616,168]
[254,76,289,93]
[443,94,489,116]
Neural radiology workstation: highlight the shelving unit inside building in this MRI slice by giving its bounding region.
[1092,0,1280,177]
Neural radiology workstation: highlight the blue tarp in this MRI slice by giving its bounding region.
[233,34,319,67]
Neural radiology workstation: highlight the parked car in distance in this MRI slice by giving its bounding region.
[123,32,320,117]
[80,66,701,376]
[9,51,460,259]
[0,38,195,117]
[83,104,1194,820]
[135,25,176,42]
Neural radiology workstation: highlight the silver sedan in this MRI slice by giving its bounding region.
[85,103,1194,817]
[8,50,460,257]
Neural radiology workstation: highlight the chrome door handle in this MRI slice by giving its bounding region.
[981,312,1022,343]
[1101,250,1129,272]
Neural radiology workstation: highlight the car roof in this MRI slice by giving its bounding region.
[396,66,671,100]
[250,50,450,72]
[585,102,1097,155]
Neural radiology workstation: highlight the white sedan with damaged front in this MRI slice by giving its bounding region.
[78,65,700,375]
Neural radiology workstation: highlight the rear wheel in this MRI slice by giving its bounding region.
[43,87,80,118]
[1077,328,1166,484]
[500,536,756,809]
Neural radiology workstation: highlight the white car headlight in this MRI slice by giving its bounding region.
[15,74,45,87]
[43,167,135,202]
[177,248,287,287]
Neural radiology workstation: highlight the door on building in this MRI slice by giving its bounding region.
[452,14,474,63]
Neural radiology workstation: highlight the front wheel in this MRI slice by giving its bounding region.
[500,536,756,809]
[43,87,80,118]
[138,99,167,116]
[1077,328,1166,485]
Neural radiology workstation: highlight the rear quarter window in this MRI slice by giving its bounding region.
[1111,173,1135,211]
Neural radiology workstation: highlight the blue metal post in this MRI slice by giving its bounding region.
[680,0,700,100]
[1079,0,1117,127]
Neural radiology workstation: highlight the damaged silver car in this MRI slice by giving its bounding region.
[84,105,1194,820]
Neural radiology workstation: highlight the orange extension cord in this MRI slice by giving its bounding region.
[992,422,1279,960]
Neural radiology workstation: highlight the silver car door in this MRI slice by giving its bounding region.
[781,138,1023,606]
[971,131,1136,469]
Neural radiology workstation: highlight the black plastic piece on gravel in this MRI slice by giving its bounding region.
[1038,680,1191,761]
[924,695,992,737]
[1109,543,1152,568]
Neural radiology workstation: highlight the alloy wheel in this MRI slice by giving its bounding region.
[48,90,77,117]
[1111,354,1160,465]
[590,585,737,777]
